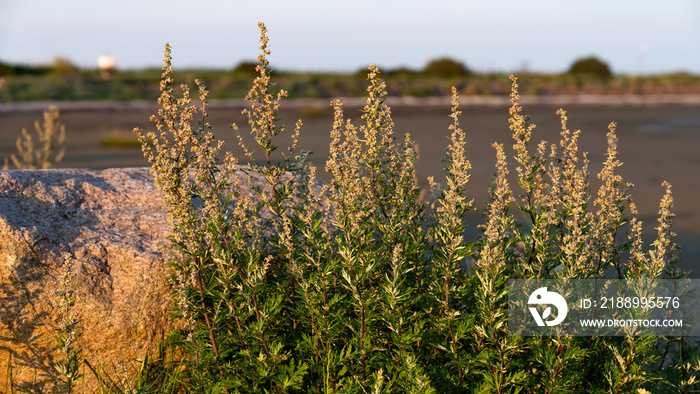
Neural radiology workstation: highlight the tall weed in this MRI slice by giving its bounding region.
[4,105,66,169]
[130,23,700,393]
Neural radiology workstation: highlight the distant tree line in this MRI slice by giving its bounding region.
[4,54,699,102]
[0,57,80,76]
[0,61,50,76]
[368,56,614,79]
[2,55,616,79]
[379,57,472,77]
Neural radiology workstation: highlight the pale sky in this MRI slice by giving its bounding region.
[1,0,699,74]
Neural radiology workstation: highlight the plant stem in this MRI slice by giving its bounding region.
[195,266,229,393]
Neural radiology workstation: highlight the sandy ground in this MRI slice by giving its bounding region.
[1,97,699,275]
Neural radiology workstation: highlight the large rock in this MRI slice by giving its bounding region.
[0,165,333,391]
[0,168,172,391]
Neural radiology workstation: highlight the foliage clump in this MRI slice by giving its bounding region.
[50,57,80,74]
[232,61,259,76]
[568,56,613,79]
[423,57,471,77]
[124,23,698,393]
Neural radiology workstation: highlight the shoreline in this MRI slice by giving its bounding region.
[2,94,700,114]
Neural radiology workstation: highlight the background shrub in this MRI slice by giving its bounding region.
[51,57,80,74]
[232,60,259,76]
[568,55,613,78]
[423,57,471,77]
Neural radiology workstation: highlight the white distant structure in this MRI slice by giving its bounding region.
[97,55,116,80]
[638,43,649,76]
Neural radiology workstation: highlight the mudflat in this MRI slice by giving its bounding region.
[1,97,699,274]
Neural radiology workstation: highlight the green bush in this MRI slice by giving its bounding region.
[423,57,470,77]
[568,56,613,79]
[51,57,80,74]
[129,23,699,393]
[232,61,259,76]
